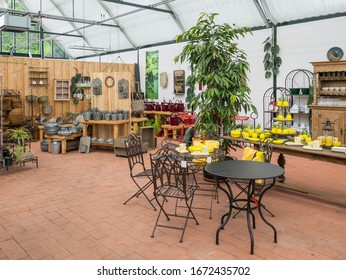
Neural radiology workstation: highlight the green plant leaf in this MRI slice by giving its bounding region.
[264,41,271,52]
[271,45,280,54]
[265,71,272,79]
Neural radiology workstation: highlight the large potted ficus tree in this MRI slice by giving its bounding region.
[174,12,257,153]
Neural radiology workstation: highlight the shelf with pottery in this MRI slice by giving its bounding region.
[28,67,49,87]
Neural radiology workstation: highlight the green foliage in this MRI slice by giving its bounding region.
[175,12,257,153]
[7,127,32,162]
[263,34,282,79]
[185,80,196,110]
[145,51,159,99]
[145,116,161,135]
[70,71,83,105]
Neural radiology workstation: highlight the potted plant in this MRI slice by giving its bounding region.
[7,127,33,162]
[175,12,257,154]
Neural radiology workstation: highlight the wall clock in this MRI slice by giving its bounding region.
[327,47,344,61]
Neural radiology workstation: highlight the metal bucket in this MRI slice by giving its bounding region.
[42,105,53,115]
[50,141,61,155]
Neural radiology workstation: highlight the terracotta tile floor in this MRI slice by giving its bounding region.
[0,140,345,260]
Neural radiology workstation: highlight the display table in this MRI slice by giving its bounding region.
[161,123,195,139]
[205,160,284,255]
[131,117,148,133]
[222,136,346,203]
[44,133,83,154]
[80,119,130,139]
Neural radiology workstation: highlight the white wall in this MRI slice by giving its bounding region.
[88,16,346,127]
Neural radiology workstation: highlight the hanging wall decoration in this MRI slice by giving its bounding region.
[105,75,115,88]
[92,78,102,95]
[160,72,168,88]
[118,79,129,99]
[145,50,159,99]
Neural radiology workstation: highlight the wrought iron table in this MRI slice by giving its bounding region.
[205,160,284,255]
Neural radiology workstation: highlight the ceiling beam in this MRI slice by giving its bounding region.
[164,2,185,33]
[49,0,93,50]
[259,0,278,25]
[96,0,137,48]
[101,0,173,15]
[253,0,271,27]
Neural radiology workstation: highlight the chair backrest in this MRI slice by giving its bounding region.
[151,145,183,161]
[150,152,189,196]
[124,134,146,174]
[259,140,273,163]
[160,134,184,148]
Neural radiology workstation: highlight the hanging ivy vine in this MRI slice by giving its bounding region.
[263,33,282,79]
[70,71,83,105]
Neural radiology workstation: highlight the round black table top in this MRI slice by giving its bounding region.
[205,160,284,180]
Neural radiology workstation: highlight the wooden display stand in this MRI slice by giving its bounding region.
[161,124,195,139]
[80,119,130,147]
[85,72,133,147]
[311,61,346,144]
[44,133,83,154]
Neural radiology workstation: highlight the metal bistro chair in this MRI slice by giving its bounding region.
[123,133,156,211]
[231,140,275,219]
[150,148,199,242]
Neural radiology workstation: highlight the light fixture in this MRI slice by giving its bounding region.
[68,44,108,52]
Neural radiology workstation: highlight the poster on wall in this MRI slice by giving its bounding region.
[145,50,159,99]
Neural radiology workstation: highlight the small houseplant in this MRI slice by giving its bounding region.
[175,12,257,153]
[7,127,32,162]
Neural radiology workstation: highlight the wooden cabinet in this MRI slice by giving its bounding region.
[173,70,185,94]
[311,61,346,144]
[311,106,345,143]
[54,80,70,101]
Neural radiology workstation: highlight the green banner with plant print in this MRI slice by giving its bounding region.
[145,50,159,99]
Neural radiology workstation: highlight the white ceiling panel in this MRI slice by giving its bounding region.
[0,0,344,58]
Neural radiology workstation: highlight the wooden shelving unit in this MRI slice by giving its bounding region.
[28,67,49,87]
[54,80,70,101]
[311,60,346,144]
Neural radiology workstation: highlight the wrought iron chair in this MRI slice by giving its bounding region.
[123,133,156,211]
[231,140,275,218]
[150,148,199,242]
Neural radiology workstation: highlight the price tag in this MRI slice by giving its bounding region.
[207,156,212,163]
[181,160,187,168]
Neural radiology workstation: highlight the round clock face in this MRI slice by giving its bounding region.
[327,47,344,61]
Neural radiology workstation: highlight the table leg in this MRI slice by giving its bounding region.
[61,139,67,154]
[172,129,177,139]
[247,180,256,255]
[215,178,233,245]
[113,124,119,139]
[82,123,88,137]
[258,179,278,244]
[39,128,44,141]
[92,124,97,138]
[277,153,286,182]
[163,128,168,138]
[47,139,52,153]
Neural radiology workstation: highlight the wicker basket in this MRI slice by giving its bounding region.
[11,100,22,108]
[3,98,11,109]
[8,108,25,124]
[131,100,145,113]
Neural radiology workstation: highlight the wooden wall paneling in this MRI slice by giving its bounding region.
[0,57,136,126]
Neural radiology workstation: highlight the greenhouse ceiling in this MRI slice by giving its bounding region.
[0,0,346,59]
